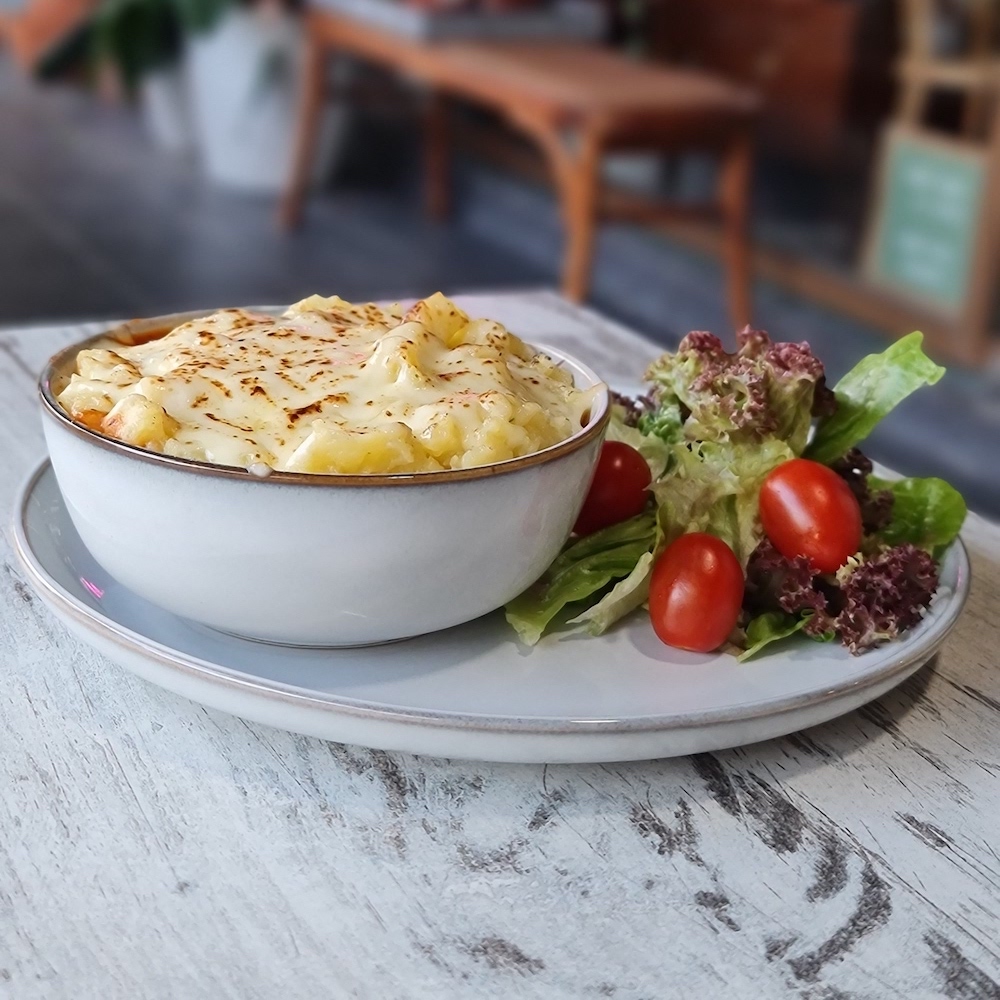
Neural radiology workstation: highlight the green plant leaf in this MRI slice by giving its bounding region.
[93,0,183,91]
[172,0,235,35]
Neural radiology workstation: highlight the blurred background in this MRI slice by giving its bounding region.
[0,0,998,514]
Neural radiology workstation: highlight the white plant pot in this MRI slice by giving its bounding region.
[140,66,195,154]
[186,8,346,192]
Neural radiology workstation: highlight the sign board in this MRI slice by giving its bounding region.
[864,124,988,313]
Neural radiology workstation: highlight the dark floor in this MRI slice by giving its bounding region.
[1,57,998,518]
[0,62,546,323]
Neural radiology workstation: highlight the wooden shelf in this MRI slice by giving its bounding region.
[897,57,1000,91]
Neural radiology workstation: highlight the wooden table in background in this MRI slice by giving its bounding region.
[280,13,759,329]
[4,292,1000,998]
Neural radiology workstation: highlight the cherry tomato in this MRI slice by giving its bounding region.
[759,458,862,573]
[573,441,651,536]
[648,533,744,653]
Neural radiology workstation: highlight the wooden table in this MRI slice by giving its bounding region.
[280,13,759,327]
[4,291,1000,998]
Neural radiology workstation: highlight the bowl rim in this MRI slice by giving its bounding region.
[39,307,611,487]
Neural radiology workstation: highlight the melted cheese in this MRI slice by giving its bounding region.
[57,293,600,474]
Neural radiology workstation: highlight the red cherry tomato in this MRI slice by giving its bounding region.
[573,441,652,536]
[648,533,744,653]
[758,458,862,574]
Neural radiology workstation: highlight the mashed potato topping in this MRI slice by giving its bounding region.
[56,293,600,474]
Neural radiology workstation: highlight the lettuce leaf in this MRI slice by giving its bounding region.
[605,405,671,479]
[744,536,939,655]
[637,400,684,445]
[806,333,945,464]
[644,329,825,453]
[652,437,794,566]
[504,512,657,645]
[568,549,657,636]
[832,544,938,652]
[870,475,966,554]
[737,612,812,662]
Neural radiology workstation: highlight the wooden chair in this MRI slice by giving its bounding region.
[280,11,760,328]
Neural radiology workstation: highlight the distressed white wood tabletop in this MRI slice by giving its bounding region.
[2,291,1000,1000]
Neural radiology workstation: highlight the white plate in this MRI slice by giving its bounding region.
[13,459,971,763]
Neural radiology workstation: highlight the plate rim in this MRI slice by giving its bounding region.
[12,458,972,736]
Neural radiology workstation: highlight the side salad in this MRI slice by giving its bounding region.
[505,329,967,660]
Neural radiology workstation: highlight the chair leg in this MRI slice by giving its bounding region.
[718,130,754,330]
[424,91,451,221]
[278,31,327,231]
[561,130,602,303]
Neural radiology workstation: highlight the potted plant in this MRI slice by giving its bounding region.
[183,0,319,191]
[92,0,346,189]
[92,0,193,152]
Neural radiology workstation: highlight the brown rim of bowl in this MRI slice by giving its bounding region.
[39,308,611,487]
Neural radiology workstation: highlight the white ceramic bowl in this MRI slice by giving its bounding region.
[39,311,610,646]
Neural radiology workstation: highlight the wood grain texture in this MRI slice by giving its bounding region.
[2,292,1000,1000]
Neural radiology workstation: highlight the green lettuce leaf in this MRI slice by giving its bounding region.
[806,333,945,464]
[606,406,671,479]
[637,400,684,445]
[504,512,657,645]
[568,549,657,636]
[737,612,811,662]
[870,475,967,554]
[652,437,794,566]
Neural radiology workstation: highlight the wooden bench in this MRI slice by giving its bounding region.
[280,10,760,327]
